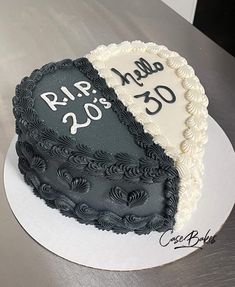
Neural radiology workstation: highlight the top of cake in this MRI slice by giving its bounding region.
[13,41,208,234]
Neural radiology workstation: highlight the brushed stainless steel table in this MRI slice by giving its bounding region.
[0,1,234,286]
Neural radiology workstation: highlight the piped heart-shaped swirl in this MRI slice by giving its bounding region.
[109,186,149,208]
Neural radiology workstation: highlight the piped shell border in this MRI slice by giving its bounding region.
[86,41,209,230]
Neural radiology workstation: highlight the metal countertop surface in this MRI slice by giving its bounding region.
[0,1,234,286]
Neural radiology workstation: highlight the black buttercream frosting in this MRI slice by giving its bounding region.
[13,57,179,234]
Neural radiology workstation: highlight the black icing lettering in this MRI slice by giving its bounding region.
[134,58,161,78]
[133,85,176,116]
[111,68,143,87]
[153,62,164,71]
[154,85,176,103]
[134,91,162,115]
[133,69,143,81]
[135,58,153,75]
[111,58,164,87]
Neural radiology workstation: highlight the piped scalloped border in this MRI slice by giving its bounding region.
[86,41,209,230]
[13,58,177,185]
[13,56,180,234]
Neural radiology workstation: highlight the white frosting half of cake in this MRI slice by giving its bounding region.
[86,41,208,230]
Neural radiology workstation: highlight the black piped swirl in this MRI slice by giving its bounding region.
[25,171,175,234]
[13,57,180,234]
[109,186,149,208]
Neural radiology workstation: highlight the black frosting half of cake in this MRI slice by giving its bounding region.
[12,58,179,235]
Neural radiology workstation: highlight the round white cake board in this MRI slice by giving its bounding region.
[4,116,235,271]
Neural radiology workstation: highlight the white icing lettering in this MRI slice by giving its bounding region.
[99,98,112,109]
[40,92,67,111]
[74,81,91,96]
[84,103,102,120]
[40,80,111,134]
[62,112,91,135]
[61,86,75,100]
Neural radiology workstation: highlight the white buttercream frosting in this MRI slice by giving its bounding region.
[86,41,209,230]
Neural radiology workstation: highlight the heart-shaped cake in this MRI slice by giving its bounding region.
[13,41,208,234]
